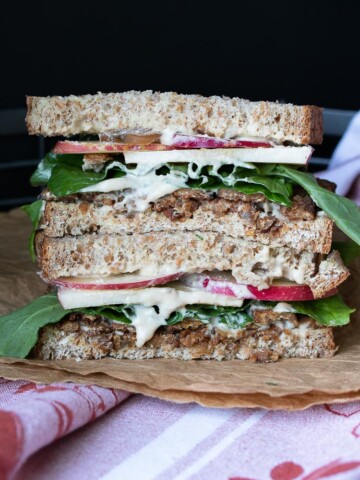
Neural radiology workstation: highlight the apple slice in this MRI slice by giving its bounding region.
[169,134,272,149]
[181,273,337,301]
[246,283,337,301]
[53,136,273,154]
[52,272,183,290]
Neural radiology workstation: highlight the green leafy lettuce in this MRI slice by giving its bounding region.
[30,153,127,197]
[166,304,253,328]
[289,295,355,327]
[272,166,360,246]
[21,200,44,262]
[332,240,360,266]
[0,294,354,358]
[172,162,293,206]
[30,153,294,205]
[0,295,69,358]
[29,153,360,245]
[257,294,355,327]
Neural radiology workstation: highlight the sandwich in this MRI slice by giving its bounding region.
[1,90,359,362]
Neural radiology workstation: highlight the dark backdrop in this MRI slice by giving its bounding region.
[0,1,359,209]
[1,1,360,109]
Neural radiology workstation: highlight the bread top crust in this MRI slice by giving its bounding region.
[26,90,323,144]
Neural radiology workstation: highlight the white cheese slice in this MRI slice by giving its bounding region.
[58,285,245,311]
[58,285,245,347]
[124,146,313,166]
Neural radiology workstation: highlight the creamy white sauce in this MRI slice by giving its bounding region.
[79,169,187,212]
[130,305,167,347]
[207,316,247,335]
[249,303,268,313]
[77,146,312,212]
[238,248,310,287]
[251,301,295,315]
[273,302,296,313]
[58,285,245,347]
[124,146,313,166]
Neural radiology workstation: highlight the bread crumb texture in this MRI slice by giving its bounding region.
[26,91,323,144]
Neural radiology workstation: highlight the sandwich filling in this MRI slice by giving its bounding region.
[11,142,356,355]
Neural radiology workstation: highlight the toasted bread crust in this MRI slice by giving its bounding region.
[33,314,336,362]
[26,91,323,144]
[309,251,350,298]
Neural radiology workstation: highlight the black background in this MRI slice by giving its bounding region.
[1,1,360,109]
[0,1,359,209]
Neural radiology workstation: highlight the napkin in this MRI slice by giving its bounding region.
[2,380,360,480]
[0,378,130,479]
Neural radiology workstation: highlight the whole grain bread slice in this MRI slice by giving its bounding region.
[309,251,350,298]
[35,231,348,293]
[26,91,323,144]
[41,200,333,254]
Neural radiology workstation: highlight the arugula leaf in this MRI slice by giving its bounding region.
[81,305,132,324]
[0,293,354,359]
[245,175,292,197]
[288,295,355,327]
[85,303,253,329]
[166,304,252,328]
[274,166,360,246]
[196,164,293,205]
[30,153,84,186]
[31,154,131,197]
[30,153,295,206]
[233,182,291,206]
[21,200,44,262]
[0,295,70,358]
[48,164,109,196]
[333,240,360,266]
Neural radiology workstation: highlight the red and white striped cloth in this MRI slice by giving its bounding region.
[1,378,360,480]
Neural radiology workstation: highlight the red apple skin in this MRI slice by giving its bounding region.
[208,280,337,301]
[52,272,183,290]
[171,134,272,149]
[247,285,314,301]
[53,138,272,154]
[183,274,337,301]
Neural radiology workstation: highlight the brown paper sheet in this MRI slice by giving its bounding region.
[1,208,360,410]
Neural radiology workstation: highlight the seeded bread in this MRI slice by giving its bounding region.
[309,251,350,298]
[26,91,323,144]
[33,314,337,362]
[35,231,348,295]
[41,200,333,254]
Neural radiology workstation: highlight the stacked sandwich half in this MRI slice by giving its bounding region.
[1,91,359,361]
